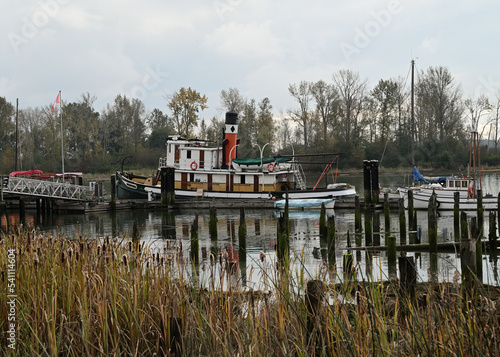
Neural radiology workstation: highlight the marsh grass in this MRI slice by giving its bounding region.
[0,226,499,356]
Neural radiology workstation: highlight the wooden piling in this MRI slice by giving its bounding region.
[364,207,373,246]
[399,198,406,245]
[190,214,199,264]
[488,211,497,254]
[277,212,289,262]
[343,253,354,279]
[428,191,438,253]
[370,160,379,204]
[319,202,327,243]
[161,167,175,207]
[110,175,116,211]
[387,235,397,279]
[209,207,218,241]
[238,207,246,261]
[460,217,476,293]
[306,280,325,340]
[399,256,416,300]
[476,190,484,281]
[373,211,380,247]
[454,191,460,242]
[363,160,371,205]
[384,192,390,239]
[408,190,417,244]
[327,215,336,265]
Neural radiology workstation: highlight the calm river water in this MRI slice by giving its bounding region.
[2,172,500,288]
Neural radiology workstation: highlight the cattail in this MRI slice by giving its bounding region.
[75,251,79,261]
[68,247,73,260]
[209,253,215,266]
[102,243,107,253]
[122,254,128,267]
[128,241,132,252]
[156,252,160,264]
[80,242,84,253]
[97,245,101,256]
[105,235,110,245]
[259,251,266,262]
[61,251,66,264]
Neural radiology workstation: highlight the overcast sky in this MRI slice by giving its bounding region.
[2,0,500,122]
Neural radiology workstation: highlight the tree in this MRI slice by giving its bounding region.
[416,66,463,141]
[371,79,401,144]
[256,97,274,151]
[288,81,313,147]
[147,108,171,131]
[0,97,15,169]
[464,95,490,135]
[220,88,246,114]
[64,93,100,168]
[165,87,208,137]
[310,80,339,144]
[332,70,367,145]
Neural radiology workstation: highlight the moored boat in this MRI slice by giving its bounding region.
[116,111,356,201]
[273,198,335,210]
[398,130,497,210]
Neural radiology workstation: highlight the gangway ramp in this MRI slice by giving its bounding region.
[2,176,94,201]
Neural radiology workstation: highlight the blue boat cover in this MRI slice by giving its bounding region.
[412,167,448,184]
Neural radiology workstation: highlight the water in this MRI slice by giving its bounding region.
[5,205,497,288]
[2,171,499,288]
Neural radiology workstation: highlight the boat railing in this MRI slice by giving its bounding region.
[294,163,307,190]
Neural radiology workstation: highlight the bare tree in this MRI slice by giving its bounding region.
[464,94,491,136]
[288,81,313,147]
[310,80,339,144]
[220,88,246,114]
[332,70,367,144]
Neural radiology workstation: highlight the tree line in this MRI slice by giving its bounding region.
[1,66,500,175]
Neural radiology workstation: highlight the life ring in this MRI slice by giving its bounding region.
[469,186,474,197]
[190,161,198,170]
[267,163,275,172]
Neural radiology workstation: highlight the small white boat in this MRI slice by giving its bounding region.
[274,198,335,210]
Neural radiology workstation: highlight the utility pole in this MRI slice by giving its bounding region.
[411,59,415,166]
[15,98,19,171]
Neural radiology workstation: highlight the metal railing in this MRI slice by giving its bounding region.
[2,176,94,201]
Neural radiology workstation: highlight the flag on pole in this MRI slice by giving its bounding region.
[49,92,60,118]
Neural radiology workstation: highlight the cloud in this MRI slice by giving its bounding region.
[204,21,283,61]
[420,37,440,53]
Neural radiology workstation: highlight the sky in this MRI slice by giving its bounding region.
[2,0,500,123]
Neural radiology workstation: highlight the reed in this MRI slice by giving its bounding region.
[0,226,499,356]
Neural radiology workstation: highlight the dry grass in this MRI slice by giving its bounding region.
[0,226,499,356]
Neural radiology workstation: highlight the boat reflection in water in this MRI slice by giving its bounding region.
[5,207,498,288]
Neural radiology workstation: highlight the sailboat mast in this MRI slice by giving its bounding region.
[411,59,415,166]
[15,98,19,171]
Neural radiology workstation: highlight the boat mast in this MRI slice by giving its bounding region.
[15,98,19,171]
[59,90,65,181]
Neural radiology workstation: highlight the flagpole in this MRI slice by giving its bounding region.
[59,90,65,182]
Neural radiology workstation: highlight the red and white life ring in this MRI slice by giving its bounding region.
[267,163,275,172]
[190,161,198,170]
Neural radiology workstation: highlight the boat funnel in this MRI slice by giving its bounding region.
[223,111,238,168]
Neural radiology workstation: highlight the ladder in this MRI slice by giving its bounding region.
[294,163,307,190]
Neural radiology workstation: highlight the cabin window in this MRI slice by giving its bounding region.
[449,181,454,187]
[241,175,246,184]
[190,173,194,182]
[187,150,192,159]
[462,181,467,188]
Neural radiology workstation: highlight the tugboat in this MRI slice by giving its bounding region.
[116,111,356,201]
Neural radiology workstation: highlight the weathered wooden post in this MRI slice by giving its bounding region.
[399,256,416,300]
[306,280,325,341]
[373,211,380,247]
[387,235,397,279]
[428,191,438,254]
[209,207,218,241]
[161,167,175,207]
[384,192,390,239]
[476,189,483,281]
[364,208,373,246]
[319,202,327,244]
[488,211,497,254]
[110,175,116,211]
[460,211,476,293]
[454,191,460,242]
[363,160,372,206]
[190,214,199,264]
[399,198,407,245]
[343,253,354,280]
[370,160,379,204]
[408,190,417,244]
[238,207,247,263]
[277,212,289,263]
[327,215,336,265]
